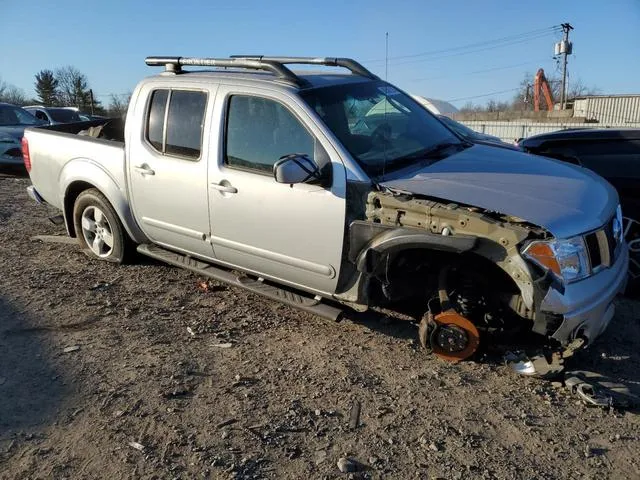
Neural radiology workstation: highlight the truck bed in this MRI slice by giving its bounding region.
[24,120,127,209]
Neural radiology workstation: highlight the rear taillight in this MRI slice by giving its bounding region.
[21,137,31,172]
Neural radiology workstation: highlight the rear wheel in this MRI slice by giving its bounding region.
[73,188,129,263]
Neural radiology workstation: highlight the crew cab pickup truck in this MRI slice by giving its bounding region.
[23,55,628,366]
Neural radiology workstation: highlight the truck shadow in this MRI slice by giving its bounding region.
[0,165,28,178]
[344,308,418,343]
[0,296,67,441]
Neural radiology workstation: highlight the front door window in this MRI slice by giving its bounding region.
[225,95,314,173]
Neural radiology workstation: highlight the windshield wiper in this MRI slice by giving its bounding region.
[387,141,468,168]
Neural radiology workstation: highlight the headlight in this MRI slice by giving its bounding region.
[522,236,590,283]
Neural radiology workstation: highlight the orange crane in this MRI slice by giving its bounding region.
[533,68,554,111]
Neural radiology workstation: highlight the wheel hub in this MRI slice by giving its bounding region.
[429,309,481,362]
[434,324,469,353]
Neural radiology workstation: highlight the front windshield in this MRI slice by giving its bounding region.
[300,80,461,178]
[0,105,40,126]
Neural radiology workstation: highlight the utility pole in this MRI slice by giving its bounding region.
[558,22,573,110]
[89,89,95,115]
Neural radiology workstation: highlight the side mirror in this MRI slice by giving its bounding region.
[273,154,322,184]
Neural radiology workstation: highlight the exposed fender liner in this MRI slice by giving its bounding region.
[59,159,148,244]
[352,222,477,274]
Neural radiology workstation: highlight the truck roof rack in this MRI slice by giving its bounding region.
[145,55,378,87]
[229,56,378,79]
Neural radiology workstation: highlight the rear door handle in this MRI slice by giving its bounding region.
[134,164,155,176]
[210,182,237,194]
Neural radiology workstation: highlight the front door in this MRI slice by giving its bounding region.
[207,88,347,294]
[128,86,215,259]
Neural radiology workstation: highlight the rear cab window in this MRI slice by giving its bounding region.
[145,88,207,161]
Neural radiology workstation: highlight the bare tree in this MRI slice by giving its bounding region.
[567,78,600,99]
[0,78,28,106]
[485,99,510,112]
[55,66,90,108]
[107,93,131,118]
[459,101,479,113]
[510,71,599,111]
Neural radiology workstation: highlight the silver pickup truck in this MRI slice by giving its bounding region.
[23,55,628,365]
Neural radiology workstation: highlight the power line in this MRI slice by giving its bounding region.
[364,25,561,65]
[383,31,559,68]
[92,92,130,98]
[406,58,551,83]
[446,87,521,103]
[365,26,558,63]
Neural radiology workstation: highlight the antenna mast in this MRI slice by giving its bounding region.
[385,32,389,82]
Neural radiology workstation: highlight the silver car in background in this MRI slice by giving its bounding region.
[23,106,83,125]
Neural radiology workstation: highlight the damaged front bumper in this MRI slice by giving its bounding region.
[543,244,628,345]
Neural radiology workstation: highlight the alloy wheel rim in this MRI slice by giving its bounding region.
[81,206,114,257]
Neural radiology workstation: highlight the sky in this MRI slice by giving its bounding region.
[1,0,639,108]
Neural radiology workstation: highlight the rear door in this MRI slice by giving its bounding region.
[128,84,217,259]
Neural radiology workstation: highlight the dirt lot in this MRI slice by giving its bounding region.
[0,170,639,479]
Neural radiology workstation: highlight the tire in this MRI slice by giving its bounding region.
[73,188,130,263]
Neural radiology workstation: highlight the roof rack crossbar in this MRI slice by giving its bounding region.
[145,56,303,86]
[230,55,378,79]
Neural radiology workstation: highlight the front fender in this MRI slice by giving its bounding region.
[351,222,477,274]
[348,220,536,310]
[59,158,147,243]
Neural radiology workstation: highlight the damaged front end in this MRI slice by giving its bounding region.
[339,187,626,369]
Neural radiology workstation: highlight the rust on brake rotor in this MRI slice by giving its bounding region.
[431,309,480,362]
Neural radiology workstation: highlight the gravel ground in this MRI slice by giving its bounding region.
[1,170,639,479]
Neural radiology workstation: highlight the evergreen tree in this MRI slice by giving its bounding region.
[34,70,59,105]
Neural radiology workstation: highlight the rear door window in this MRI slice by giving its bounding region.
[146,89,168,151]
[145,89,207,160]
[35,110,49,122]
[165,91,207,159]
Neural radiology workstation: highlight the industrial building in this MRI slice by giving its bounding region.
[571,94,640,123]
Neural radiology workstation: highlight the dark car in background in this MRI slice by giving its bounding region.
[0,103,43,167]
[519,128,640,286]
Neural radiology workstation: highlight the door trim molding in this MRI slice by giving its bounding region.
[142,217,206,241]
[210,235,335,278]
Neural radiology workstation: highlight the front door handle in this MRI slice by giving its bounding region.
[210,182,238,194]
[134,164,155,176]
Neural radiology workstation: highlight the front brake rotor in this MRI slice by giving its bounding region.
[430,309,480,362]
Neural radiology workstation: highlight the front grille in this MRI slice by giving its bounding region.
[585,232,601,268]
[585,215,620,271]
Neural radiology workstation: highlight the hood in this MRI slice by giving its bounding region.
[0,126,28,142]
[380,144,618,239]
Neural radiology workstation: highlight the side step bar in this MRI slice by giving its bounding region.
[137,244,344,321]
